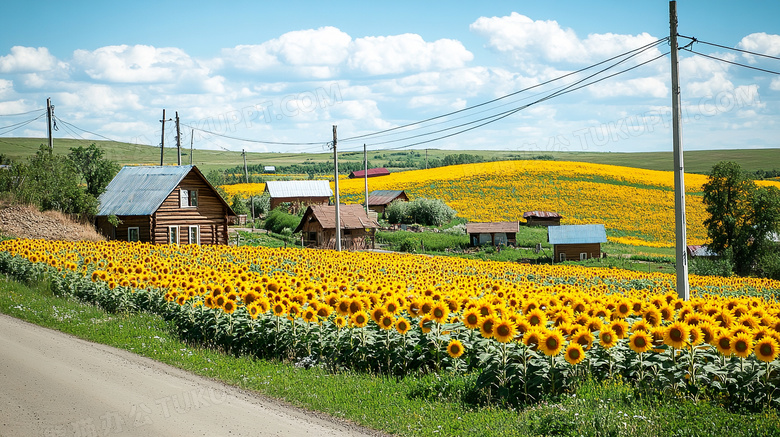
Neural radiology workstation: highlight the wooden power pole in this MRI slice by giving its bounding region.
[176,111,182,165]
[669,1,690,300]
[190,129,194,165]
[46,98,54,152]
[364,143,369,214]
[242,149,254,220]
[333,125,341,251]
[159,109,170,166]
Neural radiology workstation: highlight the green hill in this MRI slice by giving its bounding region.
[1,137,778,176]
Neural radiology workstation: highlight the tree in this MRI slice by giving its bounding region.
[230,194,249,216]
[702,161,780,276]
[67,144,120,198]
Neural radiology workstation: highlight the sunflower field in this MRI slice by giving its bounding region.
[4,238,780,409]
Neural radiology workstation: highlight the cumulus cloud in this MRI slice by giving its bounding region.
[587,77,668,98]
[737,32,780,63]
[771,77,780,91]
[58,84,142,112]
[0,46,57,73]
[348,34,472,75]
[72,45,196,83]
[470,12,659,66]
[0,79,13,99]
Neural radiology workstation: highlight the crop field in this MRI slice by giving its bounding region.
[2,238,780,410]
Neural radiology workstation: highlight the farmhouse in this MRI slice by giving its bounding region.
[466,222,519,247]
[687,245,717,258]
[548,224,607,262]
[95,165,235,244]
[294,204,379,250]
[523,211,563,226]
[367,190,409,216]
[263,165,276,173]
[264,180,332,211]
[349,167,390,179]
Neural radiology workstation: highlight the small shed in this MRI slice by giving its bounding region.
[349,168,390,179]
[523,211,563,226]
[263,166,276,173]
[264,180,332,211]
[294,204,380,250]
[687,245,717,258]
[548,224,607,262]
[466,222,519,247]
[95,165,235,244]
[367,190,409,216]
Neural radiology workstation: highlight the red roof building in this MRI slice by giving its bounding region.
[523,211,563,227]
[349,168,390,178]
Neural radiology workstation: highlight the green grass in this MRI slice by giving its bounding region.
[1,275,779,436]
[3,137,779,176]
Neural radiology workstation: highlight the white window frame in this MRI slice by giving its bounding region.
[188,225,200,245]
[128,227,140,242]
[580,252,588,261]
[169,226,179,245]
[180,189,198,208]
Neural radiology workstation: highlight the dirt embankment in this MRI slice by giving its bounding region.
[0,203,104,241]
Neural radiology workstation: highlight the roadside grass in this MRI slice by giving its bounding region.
[2,275,780,436]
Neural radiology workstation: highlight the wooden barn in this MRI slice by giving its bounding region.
[349,168,390,179]
[95,165,235,244]
[466,222,519,247]
[294,204,379,250]
[264,180,332,211]
[367,190,408,216]
[548,224,607,262]
[523,211,563,226]
[687,245,717,258]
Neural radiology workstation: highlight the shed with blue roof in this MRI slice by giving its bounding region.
[95,165,235,244]
[547,224,607,262]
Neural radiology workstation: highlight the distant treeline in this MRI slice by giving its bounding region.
[753,169,780,180]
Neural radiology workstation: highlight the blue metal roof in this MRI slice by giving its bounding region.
[548,224,607,245]
[96,165,194,216]
[264,180,333,198]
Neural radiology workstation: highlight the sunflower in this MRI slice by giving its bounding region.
[732,332,754,359]
[571,329,594,350]
[379,314,395,331]
[447,339,465,359]
[462,309,481,329]
[272,302,286,317]
[540,329,565,356]
[599,328,618,349]
[223,300,236,314]
[248,304,261,319]
[585,317,603,333]
[479,315,497,339]
[494,319,517,343]
[336,298,351,316]
[698,322,717,345]
[334,315,347,329]
[477,300,495,317]
[614,300,632,319]
[523,328,543,351]
[351,311,369,328]
[664,321,690,349]
[643,307,662,327]
[348,298,363,315]
[631,319,650,333]
[431,302,450,324]
[371,306,385,325]
[754,337,780,363]
[714,329,732,356]
[688,326,704,346]
[302,308,318,323]
[629,330,653,354]
[564,342,586,365]
[526,308,547,328]
[316,305,332,319]
[395,317,411,335]
[215,295,227,308]
[419,316,434,334]
[608,320,629,339]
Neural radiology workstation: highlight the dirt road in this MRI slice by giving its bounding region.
[0,314,380,437]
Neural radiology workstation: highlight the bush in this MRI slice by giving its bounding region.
[264,208,301,234]
[690,256,734,277]
[384,198,456,227]
[756,249,780,280]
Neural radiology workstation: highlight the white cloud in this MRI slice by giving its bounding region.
[771,77,780,91]
[470,12,659,67]
[737,32,780,63]
[587,77,667,98]
[0,46,57,73]
[348,34,472,75]
[58,84,142,112]
[0,79,13,99]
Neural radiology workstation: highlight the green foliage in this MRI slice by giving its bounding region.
[67,144,120,197]
[756,249,780,280]
[690,254,735,277]
[377,230,469,252]
[384,198,456,226]
[0,145,98,216]
[107,215,122,227]
[230,194,249,215]
[264,208,301,234]
[250,194,271,216]
[702,161,780,276]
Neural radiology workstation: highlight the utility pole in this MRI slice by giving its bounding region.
[364,143,369,215]
[670,1,690,300]
[46,98,54,152]
[242,149,254,220]
[425,149,428,169]
[176,111,182,165]
[159,109,171,166]
[333,125,341,251]
[190,129,194,165]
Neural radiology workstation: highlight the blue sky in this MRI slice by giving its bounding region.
[1,0,779,156]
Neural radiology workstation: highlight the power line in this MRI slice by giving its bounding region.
[0,113,47,136]
[680,47,780,75]
[52,116,129,144]
[0,109,46,117]
[678,34,780,62]
[182,122,329,146]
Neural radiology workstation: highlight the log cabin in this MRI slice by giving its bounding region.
[294,204,379,250]
[95,165,235,244]
[548,224,607,262]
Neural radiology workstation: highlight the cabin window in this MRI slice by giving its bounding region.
[580,252,588,261]
[169,226,179,245]
[559,253,566,262]
[180,189,198,207]
[128,227,139,242]
[189,225,200,245]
